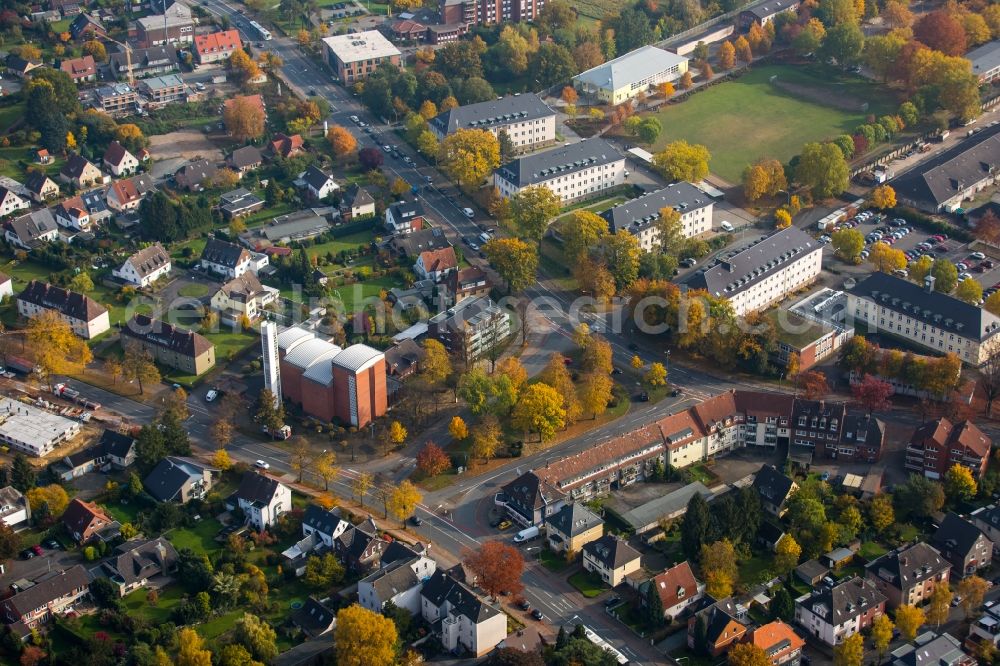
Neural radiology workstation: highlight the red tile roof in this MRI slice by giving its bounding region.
[194,29,242,55]
[418,246,457,273]
[652,561,699,611]
[60,54,95,79]
[750,621,805,662]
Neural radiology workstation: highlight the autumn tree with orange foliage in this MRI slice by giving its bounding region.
[416,441,451,477]
[465,541,525,600]
[799,370,830,400]
[327,125,357,159]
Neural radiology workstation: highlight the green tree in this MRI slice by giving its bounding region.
[820,22,865,65]
[509,186,561,246]
[562,210,608,263]
[653,140,711,182]
[681,493,711,558]
[304,553,345,590]
[931,258,959,293]
[233,613,278,664]
[10,453,35,492]
[796,142,849,199]
[483,237,539,293]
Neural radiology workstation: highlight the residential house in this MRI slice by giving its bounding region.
[428,296,511,363]
[414,246,457,281]
[193,29,242,64]
[932,512,994,578]
[906,417,992,480]
[321,31,401,83]
[573,45,689,105]
[749,621,806,666]
[644,561,703,621]
[211,272,278,324]
[359,546,437,615]
[500,472,567,528]
[335,517,387,572]
[62,498,117,544]
[109,45,178,80]
[106,174,156,212]
[385,337,425,378]
[228,145,263,176]
[752,465,798,517]
[121,313,216,376]
[59,154,105,189]
[968,39,1000,84]
[385,199,426,235]
[687,226,823,317]
[53,196,93,231]
[23,172,59,204]
[143,456,216,503]
[135,0,194,47]
[688,597,748,657]
[738,0,800,27]
[113,243,171,287]
[17,280,109,339]
[429,94,556,153]
[865,542,950,608]
[69,12,105,40]
[59,55,96,82]
[582,534,641,587]
[445,266,490,305]
[890,631,975,666]
[267,132,303,159]
[0,186,29,218]
[0,486,29,528]
[95,83,140,117]
[201,238,252,279]
[971,504,1000,549]
[53,429,137,480]
[101,537,178,596]
[298,165,339,201]
[4,210,59,250]
[544,503,604,555]
[291,597,338,638]
[341,184,376,220]
[391,227,450,258]
[968,601,1000,648]
[4,55,40,78]
[233,472,291,531]
[301,504,350,547]
[420,568,507,657]
[794,577,886,646]
[0,566,89,631]
[218,188,265,220]
[493,138,626,205]
[35,150,52,165]
[173,159,217,192]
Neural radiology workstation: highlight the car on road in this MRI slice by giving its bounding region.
[205,389,218,402]
[680,257,697,268]
[467,240,479,251]
[611,367,622,375]
[31,544,42,556]
[498,520,513,530]
[531,609,544,621]
[195,82,206,91]
[254,460,270,470]
[462,207,475,219]
[516,599,530,611]
[382,145,391,153]
[403,156,413,165]
[424,175,433,183]
[308,89,317,96]
[350,115,359,123]
[409,515,423,526]
[20,549,34,559]
[671,388,681,397]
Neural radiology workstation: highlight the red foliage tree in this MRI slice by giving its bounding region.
[799,370,830,400]
[891,41,929,89]
[20,646,47,666]
[976,210,1000,245]
[852,134,868,156]
[464,541,525,600]
[852,374,894,414]
[914,10,967,56]
[358,146,384,171]
[416,441,451,477]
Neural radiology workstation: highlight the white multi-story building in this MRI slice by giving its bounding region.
[234,472,291,531]
[687,226,823,316]
[200,238,252,280]
[261,321,282,408]
[17,280,110,339]
[359,548,437,615]
[847,273,1000,366]
[429,94,556,154]
[113,243,171,287]
[493,138,625,205]
[420,569,507,657]
[602,182,714,252]
[794,578,886,646]
[322,31,401,83]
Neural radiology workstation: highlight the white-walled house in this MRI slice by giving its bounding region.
[103,141,139,177]
[298,165,339,201]
[200,238,252,279]
[17,280,110,339]
[234,472,291,531]
[493,138,626,205]
[0,486,29,528]
[420,569,507,657]
[301,504,350,547]
[113,243,171,287]
[359,546,437,615]
[0,186,30,218]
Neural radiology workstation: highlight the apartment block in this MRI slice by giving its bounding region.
[905,417,991,479]
[602,182,713,251]
[322,31,401,84]
[428,296,510,363]
[428,94,556,153]
[493,138,625,205]
[439,0,545,26]
[865,543,950,608]
[794,577,886,646]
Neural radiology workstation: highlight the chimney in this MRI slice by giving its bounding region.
[924,275,935,293]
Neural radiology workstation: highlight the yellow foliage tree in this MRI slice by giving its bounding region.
[868,241,907,273]
[223,96,265,142]
[448,415,468,441]
[27,310,93,386]
[227,48,262,84]
[701,539,738,598]
[438,128,500,189]
[871,185,897,209]
[774,533,802,574]
[775,208,792,228]
[327,125,357,159]
[335,605,398,666]
[387,480,422,526]
[419,99,438,120]
[26,484,69,519]
[512,382,566,442]
[719,40,736,69]
[175,628,213,666]
[645,362,668,386]
[895,604,925,640]
[211,448,232,471]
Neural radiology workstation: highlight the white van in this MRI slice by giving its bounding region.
[462,207,475,219]
[479,232,492,244]
[720,220,734,232]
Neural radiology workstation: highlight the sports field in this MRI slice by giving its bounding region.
[649,64,896,183]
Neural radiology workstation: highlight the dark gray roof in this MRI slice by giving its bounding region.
[752,464,796,507]
[742,0,800,19]
[968,40,1000,79]
[429,94,554,135]
[694,597,745,645]
[291,597,336,637]
[891,631,971,666]
[344,184,375,209]
[236,471,284,505]
[933,512,988,559]
[60,154,97,180]
[7,209,58,246]
[300,165,335,191]
[98,429,136,458]
[365,558,420,601]
[583,534,641,570]
[201,238,249,268]
[174,159,217,190]
[143,456,209,501]
[0,566,88,619]
[495,138,622,188]
[391,227,448,256]
[18,280,107,322]
[421,569,500,623]
[302,504,343,536]
[219,188,264,216]
[229,145,263,169]
[122,314,213,358]
[23,172,56,196]
[104,537,177,586]
[501,470,565,524]
[603,183,712,235]
[110,45,177,72]
[795,558,830,581]
[687,226,819,298]
[798,577,886,625]
[892,123,1000,208]
[848,272,1000,342]
[545,503,603,538]
[387,199,425,223]
[865,543,950,588]
[125,243,170,279]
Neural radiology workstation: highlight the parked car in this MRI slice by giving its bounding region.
[498,520,513,531]
[972,252,987,260]
[409,515,423,526]
[205,389,218,402]
[637,391,650,402]
[255,460,270,470]
[531,609,544,621]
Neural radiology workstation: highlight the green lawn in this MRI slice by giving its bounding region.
[305,230,377,262]
[0,103,24,133]
[568,570,609,598]
[738,554,774,585]
[165,518,225,554]
[859,541,888,560]
[106,499,142,525]
[326,275,400,313]
[539,548,570,572]
[178,283,210,298]
[649,64,896,182]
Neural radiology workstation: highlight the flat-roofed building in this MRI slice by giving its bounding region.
[573,45,689,105]
[967,39,1000,84]
[138,74,187,106]
[602,182,713,251]
[0,396,81,456]
[322,31,401,84]
[429,94,556,153]
[493,138,625,205]
[687,227,823,316]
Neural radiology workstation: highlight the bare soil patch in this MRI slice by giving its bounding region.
[771,79,868,112]
[148,130,224,162]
